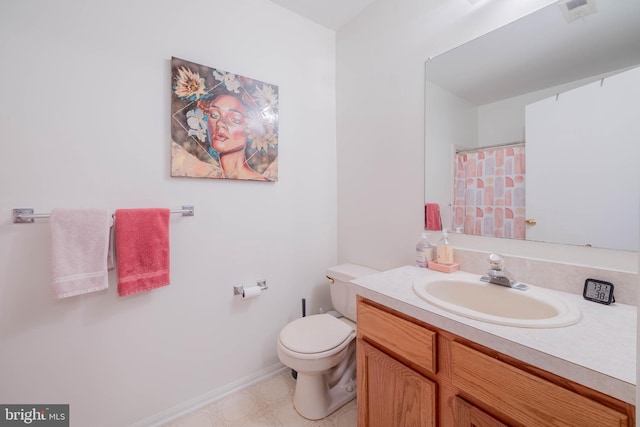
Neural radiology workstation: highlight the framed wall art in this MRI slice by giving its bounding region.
[170,57,278,182]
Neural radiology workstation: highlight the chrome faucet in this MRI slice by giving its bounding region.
[481,254,528,290]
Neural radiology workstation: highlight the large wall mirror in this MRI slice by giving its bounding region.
[425,0,640,252]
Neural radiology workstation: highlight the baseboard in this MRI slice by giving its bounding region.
[128,363,288,427]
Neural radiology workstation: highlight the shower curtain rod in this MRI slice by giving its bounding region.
[455,141,525,155]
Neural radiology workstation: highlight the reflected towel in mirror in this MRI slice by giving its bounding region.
[425,203,442,231]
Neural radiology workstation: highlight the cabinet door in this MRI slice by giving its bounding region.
[454,397,510,427]
[450,341,629,427]
[357,339,436,427]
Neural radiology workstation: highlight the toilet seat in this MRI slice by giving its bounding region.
[279,314,355,359]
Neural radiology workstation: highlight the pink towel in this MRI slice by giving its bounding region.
[425,203,442,231]
[50,209,112,298]
[115,208,170,296]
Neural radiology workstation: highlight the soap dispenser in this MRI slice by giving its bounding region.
[436,230,454,265]
[416,230,435,268]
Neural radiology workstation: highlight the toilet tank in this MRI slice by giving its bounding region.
[326,264,379,322]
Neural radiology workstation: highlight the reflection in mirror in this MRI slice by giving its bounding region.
[425,0,640,251]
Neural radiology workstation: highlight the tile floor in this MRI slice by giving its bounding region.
[161,369,357,427]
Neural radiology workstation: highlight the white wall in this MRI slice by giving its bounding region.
[425,80,477,217]
[336,0,557,271]
[337,0,640,272]
[0,0,336,425]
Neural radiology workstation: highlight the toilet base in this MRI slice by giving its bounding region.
[292,344,356,420]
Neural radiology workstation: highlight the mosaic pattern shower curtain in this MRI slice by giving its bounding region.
[453,145,526,239]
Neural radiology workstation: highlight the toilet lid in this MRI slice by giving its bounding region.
[279,314,354,354]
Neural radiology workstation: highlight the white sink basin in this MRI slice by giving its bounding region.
[413,276,582,328]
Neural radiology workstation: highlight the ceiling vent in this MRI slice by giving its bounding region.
[558,0,597,23]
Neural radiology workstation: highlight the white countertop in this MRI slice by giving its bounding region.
[350,266,637,404]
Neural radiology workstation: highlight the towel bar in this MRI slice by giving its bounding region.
[12,205,195,224]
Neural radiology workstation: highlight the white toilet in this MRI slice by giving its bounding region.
[277,264,379,420]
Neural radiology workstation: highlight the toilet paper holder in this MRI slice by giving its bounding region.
[233,280,268,296]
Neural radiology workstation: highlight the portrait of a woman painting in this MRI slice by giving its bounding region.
[170,57,278,182]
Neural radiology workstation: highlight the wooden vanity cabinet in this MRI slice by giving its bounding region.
[454,397,509,427]
[356,297,634,427]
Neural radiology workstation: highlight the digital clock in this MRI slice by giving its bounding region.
[583,278,615,305]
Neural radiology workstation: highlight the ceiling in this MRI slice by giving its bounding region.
[268,0,377,30]
[427,0,640,105]
[268,0,640,105]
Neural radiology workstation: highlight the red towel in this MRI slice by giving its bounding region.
[115,208,170,296]
[425,203,442,231]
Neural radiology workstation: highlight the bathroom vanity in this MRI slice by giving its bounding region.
[352,266,636,426]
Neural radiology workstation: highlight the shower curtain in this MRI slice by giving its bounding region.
[453,145,526,239]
